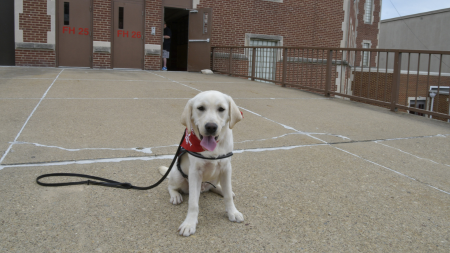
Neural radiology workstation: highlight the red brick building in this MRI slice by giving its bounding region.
[13,0,382,70]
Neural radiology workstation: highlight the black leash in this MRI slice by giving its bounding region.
[175,147,233,188]
[182,148,233,160]
[36,132,233,190]
[36,132,186,190]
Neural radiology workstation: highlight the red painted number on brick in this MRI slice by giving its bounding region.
[62,26,89,35]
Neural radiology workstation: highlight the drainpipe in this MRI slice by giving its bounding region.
[429,92,436,119]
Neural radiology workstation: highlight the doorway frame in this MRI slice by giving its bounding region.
[55,0,94,68]
[111,0,145,69]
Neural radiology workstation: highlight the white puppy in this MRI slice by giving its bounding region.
[159,90,244,236]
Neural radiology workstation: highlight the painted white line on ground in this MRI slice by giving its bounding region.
[0,78,55,80]
[238,107,329,143]
[13,141,153,154]
[1,143,327,169]
[0,98,41,100]
[234,144,327,153]
[237,98,450,196]
[235,132,350,144]
[11,141,179,154]
[375,140,450,168]
[1,155,175,169]
[148,72,202,92]
[0,69,65,169]
[333,146,450,195]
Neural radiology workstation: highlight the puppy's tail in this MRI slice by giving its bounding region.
[158,166,169,178]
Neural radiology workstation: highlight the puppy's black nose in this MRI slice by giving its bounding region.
[205,123,218,134]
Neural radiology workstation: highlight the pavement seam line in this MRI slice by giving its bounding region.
[0,69,65,169]
[147,71,202,92]
[374,140,450,168]
[227,102,450,196]
[2,134,448,167]
[12,141,154,154]
[332,145,450,196]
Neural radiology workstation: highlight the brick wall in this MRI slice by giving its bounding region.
[434,94,449,121]
[145,55,161,70]
[15,49,56,67]
[198,0,345,48]
[93,53,111,68]
[93,0,111,42]
[144,0,163,70]
[16,0,55,66]
[352,71,450,121]
[19,0,51,43]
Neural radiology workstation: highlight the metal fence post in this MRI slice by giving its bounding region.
[324,49,333,97]
[391,51,402,112]
[251,47,256,81]
[282,48,287,87]
[228,48,232,76]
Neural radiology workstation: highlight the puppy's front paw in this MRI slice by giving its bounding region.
[228,209,244,223]
[169,192,183,205]
[178,219,198,237]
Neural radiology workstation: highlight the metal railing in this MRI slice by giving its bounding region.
[211,46,450,122]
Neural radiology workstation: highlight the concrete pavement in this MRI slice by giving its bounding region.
[1,67,450,252]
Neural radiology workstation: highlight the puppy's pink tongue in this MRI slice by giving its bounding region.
[200,136,217,151]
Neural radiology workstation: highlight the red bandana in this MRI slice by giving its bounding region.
[181,129,206,152]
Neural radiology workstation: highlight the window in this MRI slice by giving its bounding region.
[203,13,208,34]
[409,99,426,116]
[118,7,124,29]
[64,2,70,25]
[249,39,278,83]
[245,34,283,83]
[362,43,370,67]
[364,0,373,24]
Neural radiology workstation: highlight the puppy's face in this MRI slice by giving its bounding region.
[181,91,242,141]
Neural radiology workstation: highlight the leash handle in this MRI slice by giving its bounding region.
[36,132,186,190]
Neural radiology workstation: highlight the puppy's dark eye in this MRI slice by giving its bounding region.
[197,106,205,111]
[218,107,225,112]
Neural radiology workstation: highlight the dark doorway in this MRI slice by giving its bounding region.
[0,0,15,66]
[164,8,189,71]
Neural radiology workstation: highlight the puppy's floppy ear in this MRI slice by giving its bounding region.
[228,95,243,129]
[181,98,193,131]
[181,98,200,138]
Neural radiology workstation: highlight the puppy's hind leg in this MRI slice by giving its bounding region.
[159,166,187,205]
[168,170,188,205]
